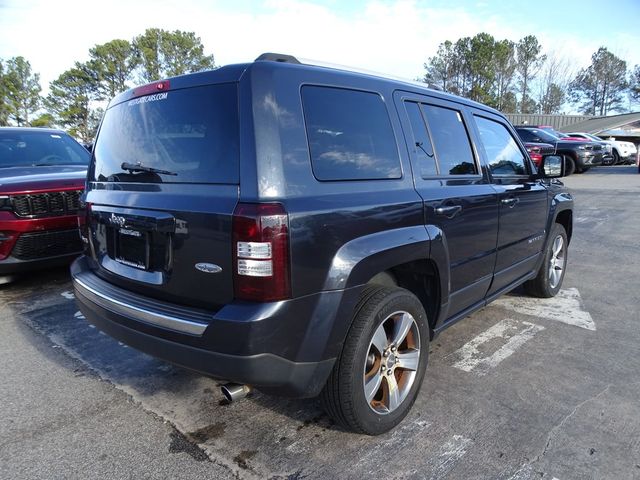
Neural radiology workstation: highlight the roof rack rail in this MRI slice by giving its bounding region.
[255,53,301,64]
[254,52,446,93]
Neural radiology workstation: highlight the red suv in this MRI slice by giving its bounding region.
[0,128,89,282]
[524,142,555,167]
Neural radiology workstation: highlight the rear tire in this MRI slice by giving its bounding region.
[320,286,429,435]
[524,223,568,298]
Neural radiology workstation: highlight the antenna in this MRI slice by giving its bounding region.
[255,53,301,64]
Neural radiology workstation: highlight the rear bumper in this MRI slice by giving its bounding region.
[74,295,335,397]
[72,256,361,397]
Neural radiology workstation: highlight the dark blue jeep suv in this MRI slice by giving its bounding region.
[72,53,573,434]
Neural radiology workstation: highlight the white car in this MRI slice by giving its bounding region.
[568,132,637,165]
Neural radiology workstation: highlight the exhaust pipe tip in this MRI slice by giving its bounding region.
[221,383,252,403]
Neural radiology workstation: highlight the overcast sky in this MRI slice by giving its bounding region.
[1,0,639,98]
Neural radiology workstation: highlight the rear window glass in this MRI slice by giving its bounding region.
[0,130,89,167]
[92,83,239,183]
[302,86,401,181]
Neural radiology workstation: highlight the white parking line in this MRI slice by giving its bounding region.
[353,429,471,478]
[73,311,85,320]
[493,288,595,331]
[425,435,473,480]
[505,464,561,480]
[449,319,545,375]
[506,464,532,480]
[349,420,431,469]
[60,291,75,300]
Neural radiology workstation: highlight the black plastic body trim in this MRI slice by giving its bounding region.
[75,285,334,397]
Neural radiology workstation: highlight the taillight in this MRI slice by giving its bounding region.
[526,147,543,167]
[78,201,91,252]
[232,203,291,302]
[530,153,543,166]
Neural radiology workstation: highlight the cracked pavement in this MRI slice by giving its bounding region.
[1,166,639,479]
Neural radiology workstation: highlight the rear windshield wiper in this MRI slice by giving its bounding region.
[33,163,79,166]
[121,162,177,176]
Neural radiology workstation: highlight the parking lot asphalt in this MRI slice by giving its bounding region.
[1,166,639,480]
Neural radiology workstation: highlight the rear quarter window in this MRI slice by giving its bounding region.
[301,86,401,181]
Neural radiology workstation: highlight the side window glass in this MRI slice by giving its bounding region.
[475,117,528,176]
[302,86,402,181]
[404,101,438,177]
[422,105,477,175]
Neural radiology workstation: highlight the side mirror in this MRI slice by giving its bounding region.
[540,155,564,178]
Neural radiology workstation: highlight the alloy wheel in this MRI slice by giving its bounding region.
[363,311,421,415]
[548,235,566,289]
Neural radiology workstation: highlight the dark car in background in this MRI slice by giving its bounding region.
[529,127,613,163]
[0,128,89,283]
[515,127,604,174]
[517,125,583,141]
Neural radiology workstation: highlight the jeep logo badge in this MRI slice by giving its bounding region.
[195,263,222,274]
[109,213,126,227]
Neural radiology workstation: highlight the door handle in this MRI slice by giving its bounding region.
[501,197,519,208]
[435,205,462,218]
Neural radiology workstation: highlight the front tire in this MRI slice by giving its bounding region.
[564,156,576,175]
[320,286,429,435]
[524,223,568,298]
[611,150,620,165]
